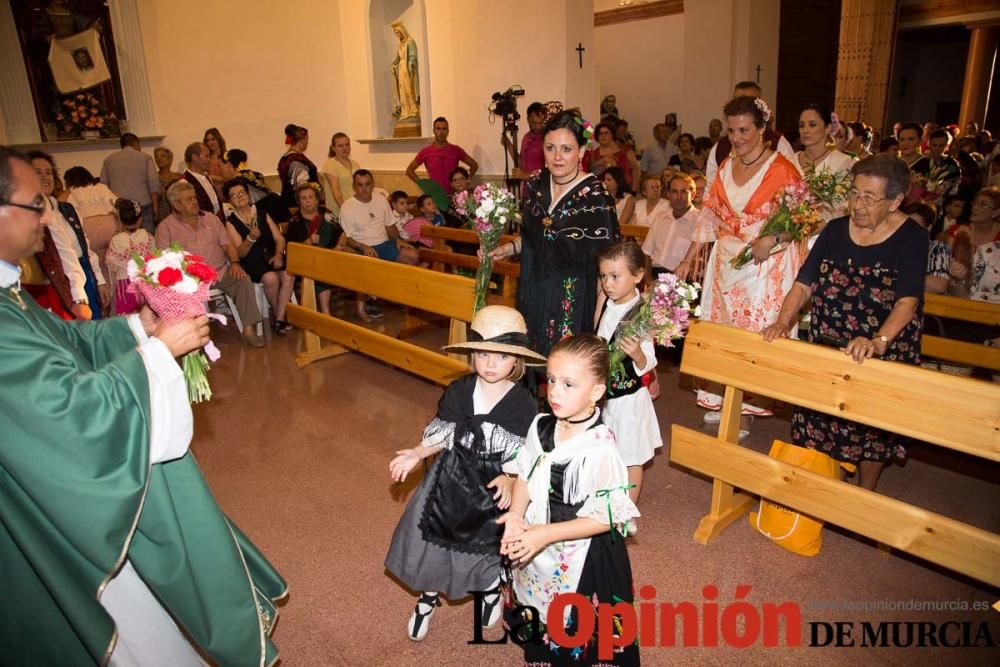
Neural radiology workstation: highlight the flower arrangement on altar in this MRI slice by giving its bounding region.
[608,273,699,381]
[56,91,116,138]
[128,245,221,403]
[471,183,518,313]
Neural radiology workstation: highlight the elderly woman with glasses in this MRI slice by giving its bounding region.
[762,155,928,491]
[223,178,295,334]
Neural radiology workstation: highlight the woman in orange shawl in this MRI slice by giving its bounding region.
[677,96,804,428]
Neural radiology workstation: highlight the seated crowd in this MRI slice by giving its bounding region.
[12,94,999,361]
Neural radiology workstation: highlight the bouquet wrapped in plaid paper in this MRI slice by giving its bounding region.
[128,245,220,403]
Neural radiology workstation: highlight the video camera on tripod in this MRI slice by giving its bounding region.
[489,85,525,120]
[488,85,526,189]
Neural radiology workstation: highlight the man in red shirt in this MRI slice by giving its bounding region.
[406,117,478,194]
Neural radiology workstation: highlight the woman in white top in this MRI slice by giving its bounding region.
[63,166,120,283]
[603,166,634,225]
[795,104,856,231]
[320,132,360,215]
[632,174,671,227]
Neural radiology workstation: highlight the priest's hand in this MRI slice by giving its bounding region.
[139,305,160,336]
[155,315,210,357]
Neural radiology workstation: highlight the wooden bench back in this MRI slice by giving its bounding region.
[681,321,1000,460]
[285,243,472,385]
[620,223,649,242]
[421,225,517,248]
[671,320,1000,587]
[921,293,1000,371]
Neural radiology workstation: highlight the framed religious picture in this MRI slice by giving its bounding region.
[10,0,128,141]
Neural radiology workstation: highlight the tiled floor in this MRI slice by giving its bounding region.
[193,299,999,666]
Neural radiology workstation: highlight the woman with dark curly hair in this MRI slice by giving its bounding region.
[486,110,620,358]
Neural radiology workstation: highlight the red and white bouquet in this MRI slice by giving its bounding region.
[471,183,517,313]
[128,245,220,403]
[608,273,700,382]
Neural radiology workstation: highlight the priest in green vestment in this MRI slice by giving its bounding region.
[0,147,287,666]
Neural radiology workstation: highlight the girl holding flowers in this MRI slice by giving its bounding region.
[595,241,661,519]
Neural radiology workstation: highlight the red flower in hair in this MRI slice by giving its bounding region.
[158,267,182,287]
[186,262,217,283]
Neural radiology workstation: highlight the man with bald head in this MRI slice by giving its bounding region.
[0,146,285,666]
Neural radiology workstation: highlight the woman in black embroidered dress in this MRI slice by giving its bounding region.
[487,111,620,358]
[762,155,928,491]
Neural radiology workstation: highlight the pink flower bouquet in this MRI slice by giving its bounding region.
[128,245,220,403]
[608,273,700,381]
[471,183,517,313]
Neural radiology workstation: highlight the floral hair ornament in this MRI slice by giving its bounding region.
[575,115,596,150]
[753,98,772,123]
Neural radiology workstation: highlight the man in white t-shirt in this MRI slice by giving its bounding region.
[339,170,418,319]
[339,170,418,265]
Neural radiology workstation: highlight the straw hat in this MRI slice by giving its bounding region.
[442,306,547,365]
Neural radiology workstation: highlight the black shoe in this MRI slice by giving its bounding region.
[480,587,503,629]
[407,593,440,641]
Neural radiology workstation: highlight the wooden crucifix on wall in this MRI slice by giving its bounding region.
[576,42,585,69]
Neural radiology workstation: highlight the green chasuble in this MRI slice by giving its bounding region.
[0,292,286,666]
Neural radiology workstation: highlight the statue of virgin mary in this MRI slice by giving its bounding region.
[390,21,420,121]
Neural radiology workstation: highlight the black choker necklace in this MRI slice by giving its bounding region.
[739,144,767,166]
[559,407,596,425]
[552,170,580,186]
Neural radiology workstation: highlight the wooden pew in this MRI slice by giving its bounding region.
[671,321,1000,587]
[922,293,1000,372]
[284,243,473,385]
[620,223,649,243]
[419,224,520,307]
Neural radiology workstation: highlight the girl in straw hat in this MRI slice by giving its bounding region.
[385,305,545,641]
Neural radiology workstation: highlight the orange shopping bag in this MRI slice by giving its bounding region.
[749,439,850,557]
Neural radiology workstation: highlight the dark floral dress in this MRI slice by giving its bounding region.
[518,172,620,357]
[791,217,928,463]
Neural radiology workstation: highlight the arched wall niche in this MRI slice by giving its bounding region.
[367,0,431,138]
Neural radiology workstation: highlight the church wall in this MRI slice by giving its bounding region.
[28,0,348,180]
[594,13,686,152]
[342,0,597,185]
[11,0,600,186]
